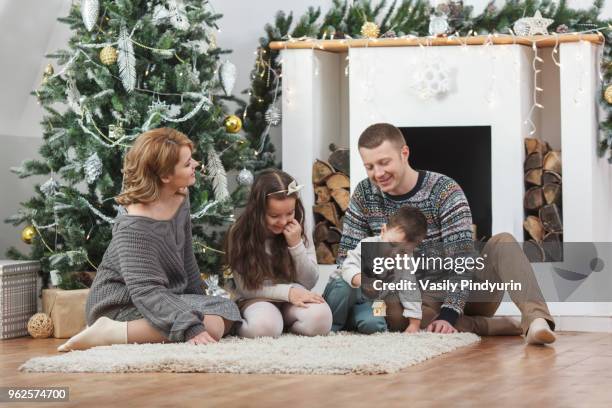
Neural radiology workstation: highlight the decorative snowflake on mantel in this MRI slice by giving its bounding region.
[513,10,554,36]
[409,61,450,100]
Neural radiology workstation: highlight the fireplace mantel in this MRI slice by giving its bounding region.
[270,33,603,52]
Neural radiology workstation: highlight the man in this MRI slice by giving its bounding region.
[323,123,556,345]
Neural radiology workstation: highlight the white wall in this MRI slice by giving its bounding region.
[1,0,611,255]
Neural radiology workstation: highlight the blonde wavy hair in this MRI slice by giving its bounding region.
[115,128,194,205]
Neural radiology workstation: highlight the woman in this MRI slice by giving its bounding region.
[225,169,332,338]
[58,128,241,351]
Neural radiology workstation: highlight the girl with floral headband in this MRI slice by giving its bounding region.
[224,169,332,338]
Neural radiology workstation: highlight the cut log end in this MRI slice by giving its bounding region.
[542,232,563,262]
[523,240,546,263]
[315,242,336,264]
[543,183,562,205]
[325,173,350,190]
[331,188,350,212]
[542,170,562,185]
[524,215,545,242]
[312,160,335,185]
[524,187,544,211]
[525,168,543,186]
[313,203,341,227]
[543,151,562,175]
[525,138,550,156]
[524,152,543,171]
[539,204,563,233]
[314,186,331,204]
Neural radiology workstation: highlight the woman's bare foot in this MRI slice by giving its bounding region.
[57,317,127,352]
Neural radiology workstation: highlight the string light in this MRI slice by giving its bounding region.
[270,27,607,150]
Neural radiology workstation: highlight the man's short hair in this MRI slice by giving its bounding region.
[358,123,406,149]
[387,206,427,243]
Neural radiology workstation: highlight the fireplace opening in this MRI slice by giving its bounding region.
[400,126,492,241]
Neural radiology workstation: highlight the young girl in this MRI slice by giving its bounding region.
[58,128,241,351]
[225,169,332,338]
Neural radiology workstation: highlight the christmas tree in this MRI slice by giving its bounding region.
[6,0,264,289]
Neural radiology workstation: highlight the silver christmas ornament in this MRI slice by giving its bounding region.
[81,0,99,32]
[512,20,530,36]
[429,15,449,36]
[265,105,282,126]
[236,168,254,186]
[84,152,103,184]
[204,274,230,298]
[219,60,237,95]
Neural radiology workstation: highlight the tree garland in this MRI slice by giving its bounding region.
[239,0,612,163]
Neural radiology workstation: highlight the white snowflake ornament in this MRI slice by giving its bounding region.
[410,61,450,100]
[148,99,170,116]
[265,105,282,126]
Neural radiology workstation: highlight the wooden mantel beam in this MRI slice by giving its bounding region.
[270,33,603,52]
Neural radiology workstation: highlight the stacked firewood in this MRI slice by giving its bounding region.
[523,138,563,262]
[312,146,350,264]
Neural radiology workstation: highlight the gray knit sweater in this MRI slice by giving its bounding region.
[85,195,208,342]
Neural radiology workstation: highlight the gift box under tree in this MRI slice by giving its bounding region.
[42,288,89,339]
[0,260,40,339]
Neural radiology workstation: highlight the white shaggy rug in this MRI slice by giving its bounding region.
[20,332,479,375]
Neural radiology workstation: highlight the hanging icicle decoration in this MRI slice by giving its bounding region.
[118,25,136,92]
[81,0,99,32]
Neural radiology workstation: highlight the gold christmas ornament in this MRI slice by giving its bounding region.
[99,45,118,65]
[604,85,612,104]
[108,123,125,139]
[27,313,54,338]
[361,21,380,39]
[222,266,233,279]
[224,115,242,133]
[44,63,54,76]
[21,225,36,244]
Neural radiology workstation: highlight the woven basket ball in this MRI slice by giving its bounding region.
[27,313,54,338]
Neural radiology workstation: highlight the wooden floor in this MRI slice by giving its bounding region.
[1,332,611,407]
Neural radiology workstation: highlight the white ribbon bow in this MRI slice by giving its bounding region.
[287,180,303,195]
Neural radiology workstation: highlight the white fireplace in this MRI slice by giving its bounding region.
[277,37,612,327]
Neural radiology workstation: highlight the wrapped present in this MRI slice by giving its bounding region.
[0,260,40,339]
[42,288,89,339]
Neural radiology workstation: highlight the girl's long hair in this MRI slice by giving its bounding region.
[224,169,307,290]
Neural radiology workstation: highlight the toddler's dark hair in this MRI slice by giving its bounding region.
[387,206,427,243]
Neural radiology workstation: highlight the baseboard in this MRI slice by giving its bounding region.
[495,314,612,332]
[496,302,612,332]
